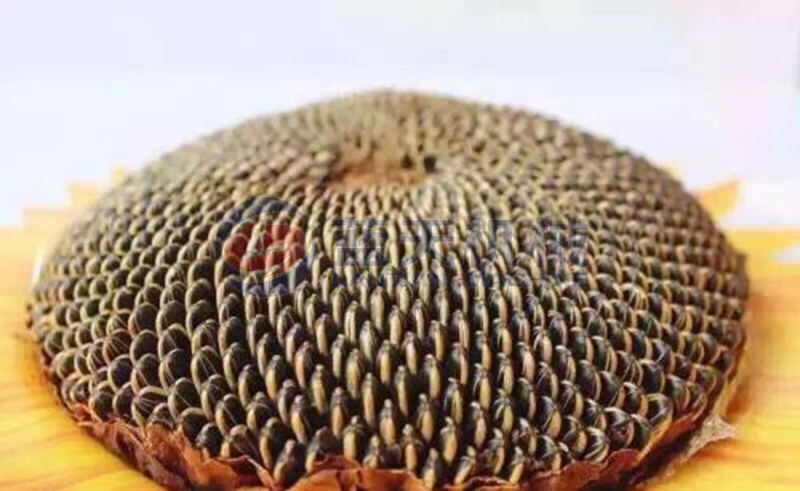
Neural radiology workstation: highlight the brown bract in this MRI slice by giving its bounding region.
[64,390,724,490]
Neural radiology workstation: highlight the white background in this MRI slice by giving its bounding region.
[1,0,798,227]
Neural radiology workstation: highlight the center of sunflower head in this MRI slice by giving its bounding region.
[319,108,438,190]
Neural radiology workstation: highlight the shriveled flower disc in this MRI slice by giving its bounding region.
[28,91,748,490]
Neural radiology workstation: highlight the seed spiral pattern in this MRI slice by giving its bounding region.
[28,91,747,489]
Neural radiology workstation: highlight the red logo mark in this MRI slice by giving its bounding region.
[222,220,306,279]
